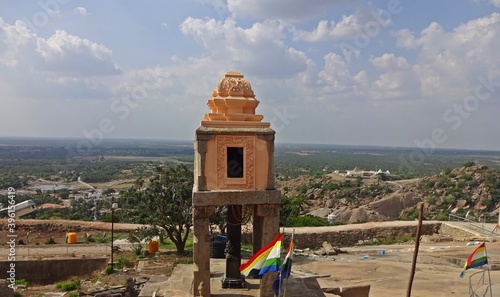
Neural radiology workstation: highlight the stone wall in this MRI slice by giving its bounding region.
[0,219,141,232]
[243,222,442,249]
[438,222,481,241]
[296,223,440,249]
[0,257,108,285]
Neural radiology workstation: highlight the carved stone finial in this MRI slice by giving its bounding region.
[202,71,269,126]
[214,71,255,98]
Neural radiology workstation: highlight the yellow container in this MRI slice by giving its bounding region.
[148,240,159,253]
[67,232,77,244]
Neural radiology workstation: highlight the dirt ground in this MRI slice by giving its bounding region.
[3,219,500,296]
[7,240,500,297]
[8,246,188,297]
[294,241,500,297]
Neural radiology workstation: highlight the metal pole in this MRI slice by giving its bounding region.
[282,229,294,297]
[277,228,284,297]
[111,201,114,273]
[406,202,424,297]
[485,243,493,297]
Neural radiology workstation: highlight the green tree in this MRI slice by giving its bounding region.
[279,194,307,226]
[122,164,193,255]
[58,188,70,199]
[69,199,94,221]
[102,188,116,195]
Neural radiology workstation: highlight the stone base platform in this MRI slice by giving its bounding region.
[143,259,331,297]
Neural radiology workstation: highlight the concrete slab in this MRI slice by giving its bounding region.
[145,259,329,297]
[139,275,170,297]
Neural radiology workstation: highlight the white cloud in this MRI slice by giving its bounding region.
[369,54,421,101]
[74,7,89,17]
[227,0,355,21]
[180,17,309,79]
[0,19,36,67]
[395,13,500,102]
[394,28,417,48]
[370,70,421,101]
[317,53,368,102]
[0,19,121,103]
[371,13,500,102]
[293,17,358,41]
[293,6,392,42]
[36,30,121,76]
[370,53,410,71]
[0,19,120,77]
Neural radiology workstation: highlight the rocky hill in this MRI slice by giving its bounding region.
[277,162,500,223]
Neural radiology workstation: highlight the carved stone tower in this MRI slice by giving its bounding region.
[192,71,281,296]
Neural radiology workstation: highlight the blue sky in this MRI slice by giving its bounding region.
[1,0,500,150]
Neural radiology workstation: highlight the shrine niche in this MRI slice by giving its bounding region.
[192,71,281,296]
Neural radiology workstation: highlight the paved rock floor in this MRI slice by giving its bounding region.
[149,240,500,297]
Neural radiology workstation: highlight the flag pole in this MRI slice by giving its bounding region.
[277,227,284,297]
[485,242,493,297]
[282,229,294,297]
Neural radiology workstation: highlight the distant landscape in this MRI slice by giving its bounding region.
[2,136,500,225]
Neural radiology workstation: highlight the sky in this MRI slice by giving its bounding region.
[1,0,500,151]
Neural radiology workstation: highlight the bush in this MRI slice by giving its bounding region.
[284,215,330,227]
[55,279,80,291]
[104,265,114,275]
[462,161,476,168]
[15,279,28,286]
[174,257,194,266]
[116,256,131,269]
[379,235,414,245]
[324,182,340,191]
[297,184,308,194]
[426,197,437,205]
[436,212,449,221]
[95,233,108,243]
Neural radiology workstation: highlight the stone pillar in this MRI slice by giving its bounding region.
[254,204,280,249]
[194,134,214,191]
[260,271,280,297]
[259,134,275,190]
[222,205,245,288]
[253,213,264,253]
[255,203,280,297]
[193,206,215,297]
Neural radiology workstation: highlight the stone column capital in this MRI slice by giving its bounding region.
[193,206,216,219]
[255,204,279,217]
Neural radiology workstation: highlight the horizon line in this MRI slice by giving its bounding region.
[0,135,499,153]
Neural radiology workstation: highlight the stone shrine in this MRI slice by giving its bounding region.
[192,71,281,296]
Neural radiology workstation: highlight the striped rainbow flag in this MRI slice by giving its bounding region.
[258,236,282,276]
[240,233,282,277]
[460,242,488,278]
